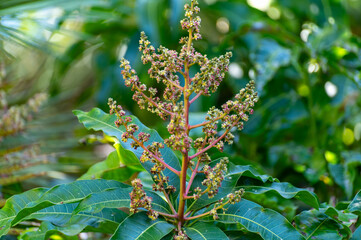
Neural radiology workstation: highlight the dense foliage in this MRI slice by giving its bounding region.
[1,0,361,239]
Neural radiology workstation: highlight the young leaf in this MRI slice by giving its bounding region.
[201,199,305,240]
[79,150,136,181]
[110,212,174,240]
[73,108,181,198]
[184,222,228,240]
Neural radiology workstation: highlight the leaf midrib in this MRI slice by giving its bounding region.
[306,219,327,240]
[187,226,207,240]
[218,213,283,240]
[78,110,124,135]
[134,221,165,240]
[78,199,170,214]
[29,211,119,224]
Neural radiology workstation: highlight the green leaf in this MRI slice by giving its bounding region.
[110,212,175,240]
[74,187,172,214]
[101,167,135,182]
[348,190,361,214]
[322,206,357,226]
[21,203,127,239]
[241,182,319,209]
[351,226,361,240]
[229,164,278,183]
[79,150,136,181]
[115,142,145,172]
[73,108,181,199]
[224,231,263,240]
[185,222,228,240]
[250,39,291,93]
[294,208,351,240]
[202,199,305,240]
[329,152,361,199]
[0,179,128,236]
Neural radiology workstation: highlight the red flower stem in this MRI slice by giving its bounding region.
[165,76,184,91]
[136,86,174,116]
[162,189,177,214]
[189,92,202,104]
[129,135,180,175]
[190,114,242,160]
[183,195,194,200]
[156,211,178,218]
[185,158,201,195]
[189,104,238,130]
[189,129,230,160]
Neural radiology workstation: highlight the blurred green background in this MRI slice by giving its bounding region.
[1,0,361,220]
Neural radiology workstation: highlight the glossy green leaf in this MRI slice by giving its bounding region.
[115,142,145,171]
[101,167,135,182]
[228,164,278,183]
[0,180,128,236]
[73,108,181,199]
[224,231,263,240]
[351,226,361,240]
[250,39,292,93]
[294,208,351,240]
[74,187,171,214]
[241,182,319,209]
[348,190,361,214]
[110,212,175,240]
[329,152,361,199]
[21,203,127,239]
[20,222,80,240]
[185,222,228,240]
[323,206,357,226]
[202,199,305,240]
[79,150,135,181]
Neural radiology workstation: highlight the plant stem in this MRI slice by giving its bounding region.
[156,211,178,218]
[162,189,177,214]
[185,158,201,195]
[177,1,194,226]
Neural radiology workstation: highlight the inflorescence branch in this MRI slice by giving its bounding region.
[110,0,258,238]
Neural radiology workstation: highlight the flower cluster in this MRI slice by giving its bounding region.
[192,81,257,155]
[129,179,158,220]
[109,98,176,195]
[181,0,201,40]
[201,158,229,198]
[227,189,245,204]
[111,0,258,236]
[175,230,188,240]
[192,52,232,95]
[119,59,174,120]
